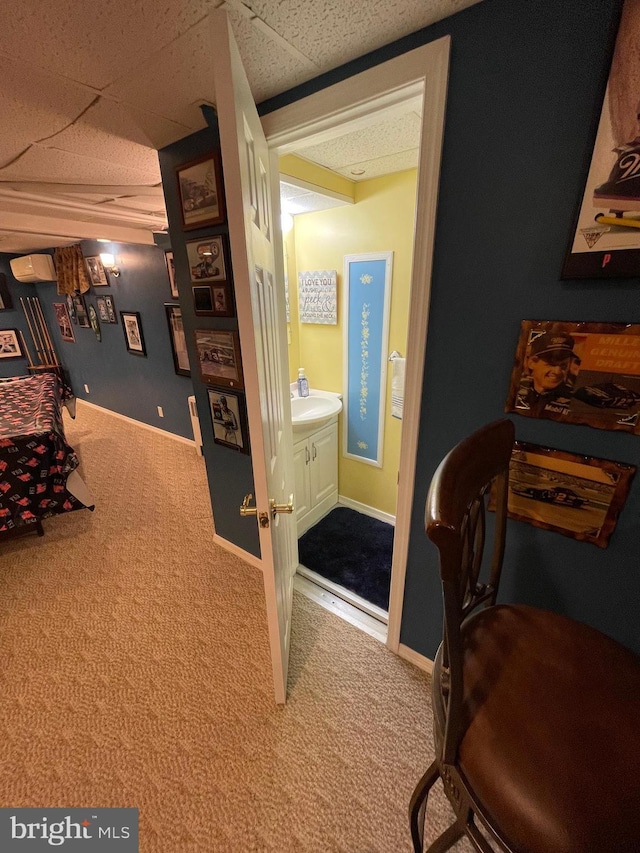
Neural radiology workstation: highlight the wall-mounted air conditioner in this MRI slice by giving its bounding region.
[9,254,57,283]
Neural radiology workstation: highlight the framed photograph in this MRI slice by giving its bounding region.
[121,311,146,356]
[52,303,75,342]
[85,255,109,286]
[208,387,249,453]
[0,273,13,310]
[562,1,640,278]
[192,284,233,317]
[186,235,228,284]
[72,293,90,328]
[194,329,243,389]
[88,304,101,342]
[506,320,640,434]
[165,304,190,377]
[501,441,635,549]
[104,294,117,323]
[66,293,76,324]
[96,296,109,323]
[176,151,225,230]
[165,251,178,299]
[0,329,23,359]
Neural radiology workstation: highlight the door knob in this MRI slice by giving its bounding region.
[270,494,294,517]
[240,493,257,516]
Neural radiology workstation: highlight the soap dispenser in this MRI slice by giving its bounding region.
[297,368,309,398]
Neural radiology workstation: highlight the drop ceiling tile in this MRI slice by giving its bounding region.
[0,146,159,186]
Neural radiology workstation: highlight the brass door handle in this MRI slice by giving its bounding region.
[270,494,294,517]
[240,493,257,516]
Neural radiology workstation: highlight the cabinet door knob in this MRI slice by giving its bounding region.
[305,446,310,464]
[312,444,317,460]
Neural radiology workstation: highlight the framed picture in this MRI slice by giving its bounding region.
[66,293,77,324]
[52,303,75,342]
[104,294,117,323]
[85,255,109,286]
[562,1,640,277]
[96,296,109,323]
[121,311,146,356]
[0,328,23,358]
[186,235,229,284]
[192,284,233,317]
[176,151,225,230]
[0,273,13,310]
[88,304,101,341]
[165,251,178,299]
[194,328,243,389]
[500,441,635,549]
[165,304,190,377]
[208,387,249,453]
[506,320,640,434]
[72,293,90,328]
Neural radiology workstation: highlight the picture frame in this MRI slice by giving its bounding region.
[176,151,225,230]
[52,303,75,342]
[66,293,76,324]
[500,441,635,549]
[165,250,178,299]
[194,328,243,389]
[186,235,229,285]
[0,328,23,359]
[96,296,110,323]
[72,293,90,328]
[506,320,640,434]
[192,284,233,317]
[104,294,117,323]
[121,311,146,356]
[0,273,13,310]
[165,304,190,377]
[562,1,640,278]
[85,255,109,286]
[207,386,250,454]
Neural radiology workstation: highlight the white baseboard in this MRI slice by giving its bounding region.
[76,399,197,448]
[212,532,263,571]
[397,642,434,674]
[337,495,396,526]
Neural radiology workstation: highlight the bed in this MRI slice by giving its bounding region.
[0,373,94,536]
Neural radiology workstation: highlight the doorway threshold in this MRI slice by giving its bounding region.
[295,565,388,643]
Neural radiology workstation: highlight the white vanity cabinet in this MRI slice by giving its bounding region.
[293,416,338,535]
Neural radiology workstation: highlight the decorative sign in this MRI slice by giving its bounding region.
[343,253,393,467]
[298,270,337,324]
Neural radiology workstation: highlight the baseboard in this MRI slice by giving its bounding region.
[397,643,434,674]
[213,532,263,571]
[76,399,197,448]
[337,495,396,526]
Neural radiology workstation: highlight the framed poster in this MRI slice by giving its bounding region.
[207,386,250,453]
[176,152,225,230]
[298,270,338,324]
[104,295,117,323]
[503,441,635,549]
[0,329,23,358]
[506,320,640,434]
[165,304,190,377]
[562,1,640,277]
[194,329,243,389]
[85,255,109,286]
[186,235,229,285]
[52,303,75,342]
[72,293,90,328]
[342,252,393,467]
[165,251,178,299]
[120,311,146,356]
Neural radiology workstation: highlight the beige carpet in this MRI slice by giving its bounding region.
[0,402,470,852]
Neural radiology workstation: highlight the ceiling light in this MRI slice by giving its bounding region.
[99,253,120,277]
[350,168,365,176]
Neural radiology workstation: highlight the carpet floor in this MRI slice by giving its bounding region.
[0,402,471,852]
[298,506,393,610]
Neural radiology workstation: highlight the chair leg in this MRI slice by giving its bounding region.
[409,760,439,853]
[425,818,466,853]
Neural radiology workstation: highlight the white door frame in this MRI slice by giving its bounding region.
[261,37,450,661]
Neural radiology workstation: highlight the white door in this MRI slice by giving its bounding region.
[210,10,297,704]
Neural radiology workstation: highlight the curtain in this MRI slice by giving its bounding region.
[54,245,91,295]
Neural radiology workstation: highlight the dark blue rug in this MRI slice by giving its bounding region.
[298,506,393,610]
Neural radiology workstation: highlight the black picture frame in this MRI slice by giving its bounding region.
[85,255,109,286]
[208,386,250,454]
[165,304,190,377]
[121,311,146,356]
[52,303,75,342]
[0,273,13,310]
[72,293,90,328]
[165,250,178,299]
[186,235,229,285]
[194,328,243,389]
[176,151,225,230]
[0,328,23,359]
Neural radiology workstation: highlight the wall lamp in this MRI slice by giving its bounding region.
[99,252,120,277]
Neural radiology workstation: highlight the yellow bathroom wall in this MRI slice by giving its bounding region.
[283,227,300,380]
[289,169,418,517]
[280,154,355,200]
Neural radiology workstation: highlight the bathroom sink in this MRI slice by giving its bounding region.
[290,391,342,431]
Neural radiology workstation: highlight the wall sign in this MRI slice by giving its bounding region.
[298,270,337,324]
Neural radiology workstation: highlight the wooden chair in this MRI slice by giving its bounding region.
[409,419,640,853]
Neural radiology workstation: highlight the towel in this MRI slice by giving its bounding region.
[391,357,406,419]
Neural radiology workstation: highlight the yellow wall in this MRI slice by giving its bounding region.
[287,168,418,517]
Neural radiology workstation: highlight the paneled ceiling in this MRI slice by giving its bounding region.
[0,0,482,253]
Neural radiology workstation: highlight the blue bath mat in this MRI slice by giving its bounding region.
[298,506,393,610]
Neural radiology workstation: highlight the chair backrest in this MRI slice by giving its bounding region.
[426,418,514,764]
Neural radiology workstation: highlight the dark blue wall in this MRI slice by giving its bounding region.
[0,242,194,438]
[261,0,640,656]
[158,126,260,558]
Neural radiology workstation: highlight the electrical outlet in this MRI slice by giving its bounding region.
[84,384,89,394]
[157,406,164,418]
